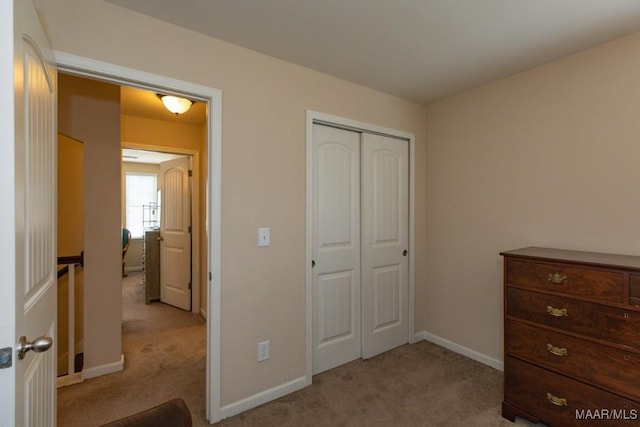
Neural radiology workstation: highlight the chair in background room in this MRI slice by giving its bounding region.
[122,228,132,277]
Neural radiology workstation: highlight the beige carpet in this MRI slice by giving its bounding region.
[57,272,207,426]
[217,343,537,427]
[58,272,536,426]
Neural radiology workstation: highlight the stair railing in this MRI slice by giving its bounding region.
[57,252,83,386]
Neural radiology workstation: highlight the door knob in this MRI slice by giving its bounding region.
[157,235,164,241]
[17,336,53,360]
[403,250,408,256]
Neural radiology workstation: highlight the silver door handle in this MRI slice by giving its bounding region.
[17,336,52,360]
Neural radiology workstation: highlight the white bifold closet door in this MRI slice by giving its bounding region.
[312,124,409,375]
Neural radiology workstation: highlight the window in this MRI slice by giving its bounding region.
[125,173,158,238]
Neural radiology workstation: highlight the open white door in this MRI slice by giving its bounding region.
[0,0,57,425]
[159,156,192,311]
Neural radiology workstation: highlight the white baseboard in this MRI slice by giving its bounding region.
[200,307,207,320]
[220,376,307,420]
[416,331,503,371]
[57,372,83,388]
[82,354,125,380]
[125,266,143,273]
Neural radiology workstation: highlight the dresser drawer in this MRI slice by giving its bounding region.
[507,320,640,400]
[507,288,640,349]
[505,259,623,303]
[506,357,640,426]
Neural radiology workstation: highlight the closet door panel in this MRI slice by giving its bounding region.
[312,124,362,374]
[361,133,409,359]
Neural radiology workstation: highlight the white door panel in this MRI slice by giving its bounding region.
[312,124,361,375]
[5,0,58,424]
[361,133,409,359]
[160,157,192,311]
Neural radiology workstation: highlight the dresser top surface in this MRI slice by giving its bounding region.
[501,246,640,270]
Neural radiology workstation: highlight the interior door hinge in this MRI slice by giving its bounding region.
[188,225,192,233]
[188,282,192,290]
[188,170,193,177]
[0,347,12,369]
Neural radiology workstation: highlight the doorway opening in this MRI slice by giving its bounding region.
[53,53,222,422]
[122,148,198,312]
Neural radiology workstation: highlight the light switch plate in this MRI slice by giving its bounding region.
[258,227,270,247]
[258,340,270,361]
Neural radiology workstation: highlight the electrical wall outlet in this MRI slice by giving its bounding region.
[258,340,270,362]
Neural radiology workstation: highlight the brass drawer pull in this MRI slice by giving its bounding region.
[547,306,568,317]
[547,392,568,407]
[546,344,568,356]
[548,272,567,285]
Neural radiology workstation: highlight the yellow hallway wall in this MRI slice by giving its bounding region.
[37,0,428,407]
[57,134,85,374]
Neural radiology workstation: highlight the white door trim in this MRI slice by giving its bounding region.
[0,2,17,421]
[53,51,223,423]
[305,110,416,384]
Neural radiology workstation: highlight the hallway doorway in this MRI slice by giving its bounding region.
[122,148,197,312]
[55,53,222,420]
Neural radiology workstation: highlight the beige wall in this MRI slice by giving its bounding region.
[424,32,640,362]
[37,0,427,406]
[58,73,122,371]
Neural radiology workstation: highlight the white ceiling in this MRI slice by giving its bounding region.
[107,0,640,105]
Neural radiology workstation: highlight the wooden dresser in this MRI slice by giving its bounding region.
[143,229,161,304]
[502,247,640,426]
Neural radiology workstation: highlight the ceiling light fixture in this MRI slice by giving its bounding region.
[157,94,193,115]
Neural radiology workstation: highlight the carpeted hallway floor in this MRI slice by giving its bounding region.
[57,272,535,426]
[57,272,207,426]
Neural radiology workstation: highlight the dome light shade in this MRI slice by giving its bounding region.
[158,94,193,115]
